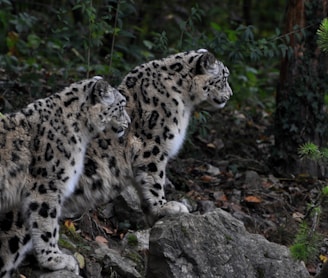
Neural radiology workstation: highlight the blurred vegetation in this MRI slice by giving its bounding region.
[289,142,328,263]
[3,0,328,176]
[0,0,287,111]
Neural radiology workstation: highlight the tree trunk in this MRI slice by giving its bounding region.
[273,0,328,177]
[243,0,252,25]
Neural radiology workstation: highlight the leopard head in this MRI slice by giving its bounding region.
[87,77,131,137]
[190,49,232,108]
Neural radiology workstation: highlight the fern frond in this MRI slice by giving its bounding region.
[298,142,321,160]
[317,18,328,52]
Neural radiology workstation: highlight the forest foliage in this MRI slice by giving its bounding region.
[3,1,328,173]
[0,0,287,110]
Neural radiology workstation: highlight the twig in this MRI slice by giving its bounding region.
[109,0,120,81]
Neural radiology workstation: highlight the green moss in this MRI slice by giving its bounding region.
[124,251,145,274]
[126,234,138,247]
[224,234,233,242]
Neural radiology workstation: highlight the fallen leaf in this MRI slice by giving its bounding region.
[74,252,85,269]
[102,225,114,235]
[292,212,304,222]
[200,175,215,182]
[244,196,262,203]
[320,254,328,263]
[206,143,216,149]
[64,220,76,233]
[95,235,108,245]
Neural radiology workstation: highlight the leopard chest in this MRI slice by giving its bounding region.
[166,108,191,158]
[61,144,87,198]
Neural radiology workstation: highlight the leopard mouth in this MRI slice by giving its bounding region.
[112,126,124,133]
[111,126,126,137]
[110,114,130,137]
[213,98,226,105]
[210,98,227,109]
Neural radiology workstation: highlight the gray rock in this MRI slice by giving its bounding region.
[197,200,216,213]
[146,209,309,278]
[84,259,102,278]
[113,186,146,229]
[243,170,262,190]
[94,244,142,278]
[122,229,150,251]
[39,270,83,278]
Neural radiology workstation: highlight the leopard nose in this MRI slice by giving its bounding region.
[227,83,233,96]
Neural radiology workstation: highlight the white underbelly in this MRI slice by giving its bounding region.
[63,152,85,198]
[168,131,186,157]
[168,111,190,157]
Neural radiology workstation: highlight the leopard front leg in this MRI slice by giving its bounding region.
[133,157,188,225]
[0,210,33,278]
[25,190,79,275]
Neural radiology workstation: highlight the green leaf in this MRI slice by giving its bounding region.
[321,148,328,160]
[27,34,41,49]
[143,40,153,50]
[210,22,222,31]
[322,186,328,196]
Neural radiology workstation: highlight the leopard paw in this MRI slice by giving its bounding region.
[146,201,189,226]
[159,201,189,217]
[38,252,79,275]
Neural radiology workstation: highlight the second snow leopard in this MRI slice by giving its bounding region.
[0,77,130,277]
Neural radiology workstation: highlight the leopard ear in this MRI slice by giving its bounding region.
[90,79,115,105]
[195,52,218,75]
[90,78,104,104]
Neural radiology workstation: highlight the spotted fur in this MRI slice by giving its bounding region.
[0,77,130,277]
[67,49,232,221]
